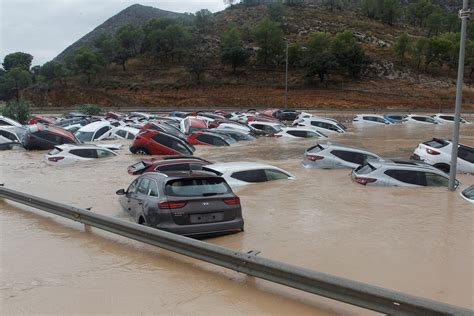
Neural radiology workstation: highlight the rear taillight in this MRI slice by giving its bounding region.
[48,156,64,162]
[305,154,324,161]
[158,200,187,209]
[353,176,377,185]
[426,148,440,155]
[223,197,240,205]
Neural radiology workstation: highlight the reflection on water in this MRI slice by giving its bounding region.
[1,121,473,315]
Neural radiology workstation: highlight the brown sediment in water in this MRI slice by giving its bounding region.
[1,121,473,315]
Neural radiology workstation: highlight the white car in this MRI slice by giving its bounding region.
[460,185,474,203]
[97,126,139,140]
[413,138,474,173]
[403,115,441,125]
[203,162,295,187]
[45,144,118,165]
[275,127,326,138]
[352,114,391,126]
[216,122,252,133]
[75,121,112,142]
[432,114,471,124]
[293,117,346,134]
[0,115,22,127]
[247,121,284,134]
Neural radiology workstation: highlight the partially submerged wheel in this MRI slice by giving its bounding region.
[135,148,149,155]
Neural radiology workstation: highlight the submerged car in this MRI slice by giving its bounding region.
[351,159,456,187]
[431,113,471,124]
[28,115,57,125]
[97,126,139,141]
[23,124,79,150]
[187,131,236,146]
[293,117,346,134]
[275,127,326,139]
[412,138,474,173]
[273,109,300,121]
[130,130,195,155]
[0,115,22,127]
[383,114,407,123]
[460,185,474,203]
[116,171,244,236]
[403,115,440,125]
[203,162,295,187]
[75,121,113,142]
[127,156,211,175]
[206,129,256,142]
[352,114,391,126]
[303,144,382,169]
[0,126,27,143]
[247,121,283,135]
[45,144,118,164]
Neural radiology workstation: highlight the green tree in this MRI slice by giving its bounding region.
[425,9,443,36]
[2,52,33,71]
[412,36,429,70]
[115,24,143,70]
[322,0,345,12]
[331,31,370,78]
[195,9,212,32]
[443,12,460,33]
[151,23,191,62]
[424,36,452,71]
[379,0,401,25]
[438,32,460,71]
[287,42,304,66]
[361,0,379,19]
[268,1,284,21]
[220,25,249,73]
[1,67,32,101]
[187,37,211,82]
[407,0,436,27]
[40,61,69,87]
[0,99,30,124]
[253,17,285,65]
[73,47,102,83]
[394,33,411,65]
[302,32,337,83]
[94,33,119,65]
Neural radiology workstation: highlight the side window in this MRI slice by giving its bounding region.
[148,180,159,197]
[440,116,454,121]
[212,136,227,146]
[0,130,16,141]
[116,129,127,138]
[231,169,267,183]
[331,150,357,164]
[127,179,140,194]
[425,173,449,187]
[252,124,263,130]
[126,132,135,140]
[288,130,305,137]
[265,169,290,180]
[385,170,425,185]
[458,145,474,163]
[196,134,213,144]
[96,149,114,158]
[152,133,174,148]
[94,126,111,140]
[137,178,150,195]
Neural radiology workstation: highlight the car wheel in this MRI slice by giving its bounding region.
[434,164,450,173]
[135,148,149,155]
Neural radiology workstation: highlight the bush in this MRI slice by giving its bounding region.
[1,99,30,124]
[77,104,102,115]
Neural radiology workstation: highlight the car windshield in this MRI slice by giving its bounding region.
[75,131,94,142]
[462,186,474,200]
[355,163,376,174]
[165,177,232,197]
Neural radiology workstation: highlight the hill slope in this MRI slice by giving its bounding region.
[54,4,183,62]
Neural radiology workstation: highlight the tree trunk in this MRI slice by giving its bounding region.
[122,60,127,71]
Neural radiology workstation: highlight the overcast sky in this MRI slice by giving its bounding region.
[0,0,227,66]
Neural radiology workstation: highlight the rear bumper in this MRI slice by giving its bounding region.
[153,217,244,237]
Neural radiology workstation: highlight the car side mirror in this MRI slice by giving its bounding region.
[116,189,126,195]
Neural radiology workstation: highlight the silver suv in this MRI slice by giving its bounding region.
[303,144,382,169]
[351,159,457,187]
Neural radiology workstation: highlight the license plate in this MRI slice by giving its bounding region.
[190,212,223,224]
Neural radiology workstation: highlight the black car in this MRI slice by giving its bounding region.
[116,171,244,237]
[23,124,79,150]
[274,109,300,121]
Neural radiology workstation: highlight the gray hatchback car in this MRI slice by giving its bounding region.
[116,171,244,237]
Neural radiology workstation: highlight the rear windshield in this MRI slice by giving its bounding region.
[355,163,376,174]
[462,186,474,199]
[307,144,324,153]
[165,177,231,197]
[75,131,94,142]
[423,139,448,148]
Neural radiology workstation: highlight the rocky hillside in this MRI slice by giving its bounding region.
[54,4,183,62]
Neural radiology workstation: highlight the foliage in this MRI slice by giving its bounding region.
[361,0,401,25]
[73,47,102,83]
[331,31,370,78]
[268,1,284,21]
[187,37,211,82]
[220,25,249,73]
[114,24,144,70]
[0,67,32,101]
[302,33,337,83]
[406,0,436,27]
[322,0,346,12]
[2,52,33,72]
[40,61,69,86]
[0,99,30,124]
[77,104,102,115]
[252,17,285,65]
[394,33,411,64]
[195,9,213,32]
[287,43,304,66]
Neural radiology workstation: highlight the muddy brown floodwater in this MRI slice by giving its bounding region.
[1,120,473,315]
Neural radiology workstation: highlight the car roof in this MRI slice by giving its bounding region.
[355,114,385,117]
[282,127,318,132]
[301,117,340,124]
[78,121,111,132]
[110,126,139,133]
[55,144,115,151]
[143,170,221,180]
[204,162,287,173]
[369,158,440,171]
[34,123,75,139]
[316,143,377,154]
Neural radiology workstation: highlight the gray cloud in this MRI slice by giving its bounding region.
[0,0,226,66]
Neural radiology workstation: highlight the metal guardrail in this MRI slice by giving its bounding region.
[1,186,472,316]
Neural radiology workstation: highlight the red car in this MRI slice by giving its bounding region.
[28,115,57,125]
[187,131,236,146]
[127,156,212,175]
[130,130,195,155]
[105,112,125,120]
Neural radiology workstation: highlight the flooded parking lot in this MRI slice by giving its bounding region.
[1,121,473,315]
